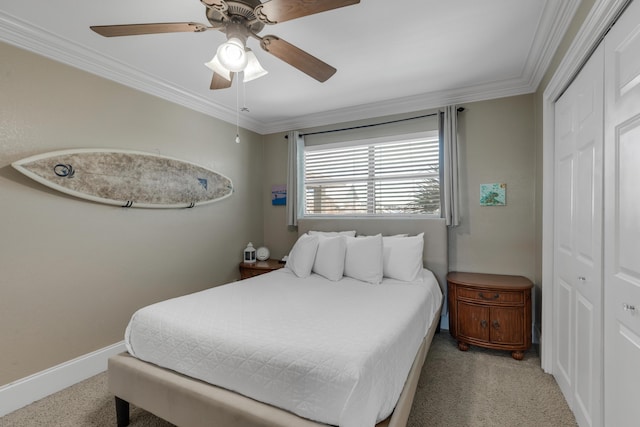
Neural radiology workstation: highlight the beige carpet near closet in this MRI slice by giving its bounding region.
[0,333,576,427]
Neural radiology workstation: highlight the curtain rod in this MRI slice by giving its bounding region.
[285,107,464,138]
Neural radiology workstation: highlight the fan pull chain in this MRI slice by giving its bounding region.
[241,79,250,113]
[235,72,240,144]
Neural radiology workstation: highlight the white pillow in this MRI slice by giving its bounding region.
[343,234,383,284]
[285,234,319,278]
[312,235,347,281]
[308,230,356,237]
[383,233,424,282]
[357,233,409,238]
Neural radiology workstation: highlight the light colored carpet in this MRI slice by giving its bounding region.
[0,333,576,427]
[407,334,577,427]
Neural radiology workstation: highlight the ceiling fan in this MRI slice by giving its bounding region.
[90,0,360,90]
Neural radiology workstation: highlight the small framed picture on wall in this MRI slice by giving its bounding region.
[272,184,286,206]
[480,183,506,206]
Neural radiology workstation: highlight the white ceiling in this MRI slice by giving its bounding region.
[0,0,578,134]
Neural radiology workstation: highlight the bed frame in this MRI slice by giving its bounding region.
[109,218,448,427]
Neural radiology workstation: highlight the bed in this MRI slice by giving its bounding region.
[108,218,448,427]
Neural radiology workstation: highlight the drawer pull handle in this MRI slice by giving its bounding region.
[492,320,500,329]
[479,292,500,300]
[480,320,488,328]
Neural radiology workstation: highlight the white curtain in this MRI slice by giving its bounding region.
[286,131,304,226]
[440,105,460,227]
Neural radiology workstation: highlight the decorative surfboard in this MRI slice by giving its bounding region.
[12,149,233,209]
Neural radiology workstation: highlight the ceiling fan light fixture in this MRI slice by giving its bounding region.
[204,55,232,81]
[216,37,248,72]
[243,49,268,82]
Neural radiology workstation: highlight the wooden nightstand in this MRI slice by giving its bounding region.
[239,259,284,279]
[447,271,533,360]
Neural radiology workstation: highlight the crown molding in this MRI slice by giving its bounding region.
[1,3,578,135]
[258,77,535,134]
[256,0,580,134]
[523,0,582,90]
[0,10,265,134]
[544,0,631,101]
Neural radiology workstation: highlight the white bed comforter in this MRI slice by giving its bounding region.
[125,268,442,427]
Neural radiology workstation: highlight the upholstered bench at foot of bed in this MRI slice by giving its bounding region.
[108,351,324,427]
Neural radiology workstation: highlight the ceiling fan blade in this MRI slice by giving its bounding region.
[255,0,360,24]
[210,72,234,90]
[90,22,209,37]
[201,0,227,10]
[260,35,336,82]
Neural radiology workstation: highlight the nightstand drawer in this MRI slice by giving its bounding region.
[457,287,524,304]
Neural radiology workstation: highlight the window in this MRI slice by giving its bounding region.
[303,131,440,216]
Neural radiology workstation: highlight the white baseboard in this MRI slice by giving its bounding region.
[0,341,126,417]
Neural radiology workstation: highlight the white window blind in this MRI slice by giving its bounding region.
[303,132,440,215]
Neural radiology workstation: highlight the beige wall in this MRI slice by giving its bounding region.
[262,96,537,282]
[262,132,298,259]
[0,41,264,385]
[449,95,535,276]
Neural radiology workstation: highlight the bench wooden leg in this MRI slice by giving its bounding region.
[115,396,130,427]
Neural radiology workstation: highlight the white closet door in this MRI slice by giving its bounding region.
[604,0,640,425]
[554,44,604,427]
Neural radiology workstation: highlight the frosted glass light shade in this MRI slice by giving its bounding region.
[243,49,268,82]
[204,55,232,81]
[216,37,247,72]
